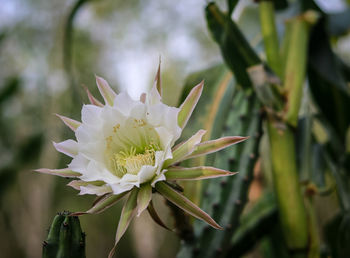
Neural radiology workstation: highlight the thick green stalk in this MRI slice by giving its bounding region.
[267,122,308,257]
[263,12,318,257]
[284,12,318,126]
[259,0,282,78]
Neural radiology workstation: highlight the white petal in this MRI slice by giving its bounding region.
[117,174,140,190]
[110,184,134,195]
[155,127,175,149]
[113,92,141,117]
[151,173,166,187]
[79,184,112,196]
[130,103,147,119]
[79,140,105,163]
[75,124,103,143]
[100,105,127,137]
[53,140,78,158]
[138,165,157,184]
[147,103,181,143]
[79,160,118,183]
[147,85,161,105]
[81,104,102,126]
[68,154,89,173]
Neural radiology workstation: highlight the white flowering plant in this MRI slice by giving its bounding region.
[36,64,247,257]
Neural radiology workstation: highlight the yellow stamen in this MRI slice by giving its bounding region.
[111,144,160,176]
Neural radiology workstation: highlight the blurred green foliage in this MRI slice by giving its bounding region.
[1,0,350,258]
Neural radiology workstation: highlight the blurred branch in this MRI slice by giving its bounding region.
[63,0,93,103]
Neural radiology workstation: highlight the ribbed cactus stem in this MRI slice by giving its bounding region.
[177,92,262,258]
[43,211,86,258]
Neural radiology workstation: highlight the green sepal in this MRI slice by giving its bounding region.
[165,166,236,181]
[71,191,129,216]
[137,184,152,216]
[108,188,139,258]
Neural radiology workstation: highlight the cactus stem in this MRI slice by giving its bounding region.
[220,180,227,187]
[239,115,246,121]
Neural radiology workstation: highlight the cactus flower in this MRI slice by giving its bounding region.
[36,64,247,258]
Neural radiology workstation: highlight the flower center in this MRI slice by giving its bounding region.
[111,143,160,177]
[105,118,162,178]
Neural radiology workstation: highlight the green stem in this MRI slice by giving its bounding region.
[265,11,320,258]
[280,21,292,79]
[305,197,320,258]
[283,12,318,127]
[259,0,282,78]
[267,121,308,257]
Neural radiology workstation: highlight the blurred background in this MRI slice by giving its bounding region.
[0,0,224,257]
[1,0,350,257]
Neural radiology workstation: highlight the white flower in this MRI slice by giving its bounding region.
[63,77,181,195]
[36,65,247,258]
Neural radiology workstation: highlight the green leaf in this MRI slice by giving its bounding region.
[308,19,350,145]
[71,191,129,216]
[206,2,260,89]
[324,212,350,258]
[178,81,203,129]
[108,188,139,258]
[165,166,236,181]
[137,184,152,216]
[227,0,239,16]
[147,200,172,231]
[185,136,248,160]
[155,182,222,229]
